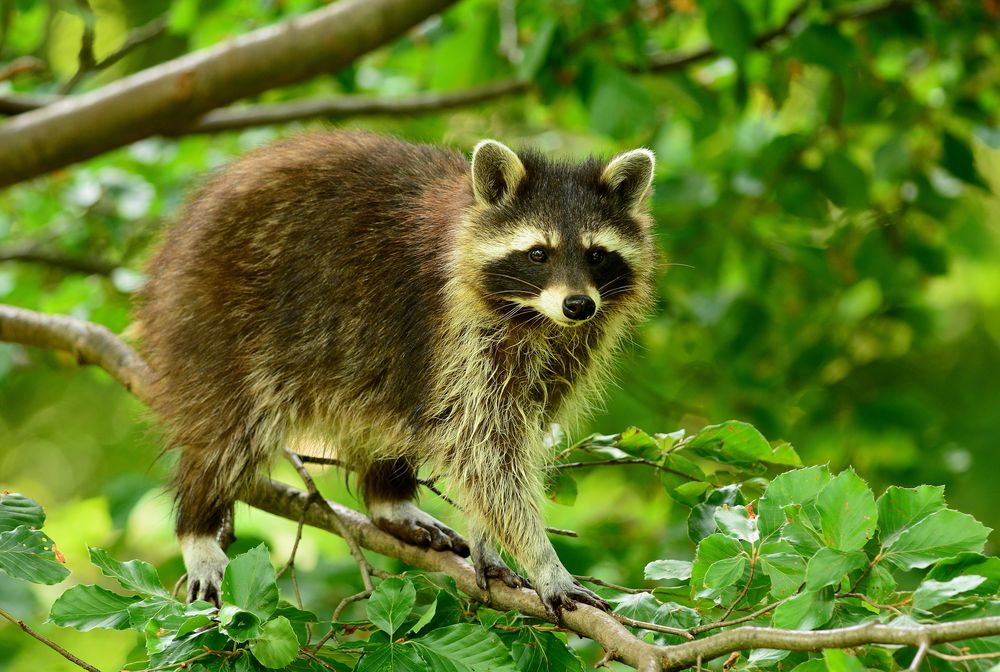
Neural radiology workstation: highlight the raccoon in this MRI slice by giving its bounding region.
[137,131,656,620]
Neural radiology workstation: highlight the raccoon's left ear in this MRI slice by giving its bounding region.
[471,140,526,206]
[601,149,655,213]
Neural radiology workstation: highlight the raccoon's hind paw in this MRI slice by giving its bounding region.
[475,559,531,592]
[536,572,611,623]
[369,501,470,557]
[180,536,229,607]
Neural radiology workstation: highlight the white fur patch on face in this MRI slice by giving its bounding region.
[581,230,643,265]
[474,225,560,260]
[513,286,602,327]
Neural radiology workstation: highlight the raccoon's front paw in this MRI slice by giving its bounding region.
[534,570,610,623]
[180,536,229,607]
[369,501,470,557]
[473,553,531,592]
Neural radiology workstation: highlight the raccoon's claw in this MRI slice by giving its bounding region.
[537,578,611,624]
[180,535,228,607]
[370,501,470,557]
[187,576,222,607]
[474,559,531,592]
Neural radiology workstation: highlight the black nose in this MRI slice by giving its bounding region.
[562,295,596,321]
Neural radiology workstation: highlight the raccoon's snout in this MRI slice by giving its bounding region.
[562,295,596,321]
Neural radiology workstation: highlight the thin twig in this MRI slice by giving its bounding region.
[550,457,699,482]
[575,574,649,595]
[0,56,45,83]
[909,638,930,671]
[614,612,696,640]
[689,596,791,635]
[718,550,756,622]
[284,450,373,592]
[60,14,168,93]
[60,0,96,94]
[928,649,1000,662]
[0,606,101,672]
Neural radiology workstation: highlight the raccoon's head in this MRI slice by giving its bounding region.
[462,140,656,329]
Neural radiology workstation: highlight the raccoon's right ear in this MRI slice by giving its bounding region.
[471,140,526,206]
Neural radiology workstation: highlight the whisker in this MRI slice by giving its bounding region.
[483,273,543,292]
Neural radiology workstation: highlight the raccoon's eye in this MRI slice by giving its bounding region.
[528,247,548,263]
[587,248,607,266]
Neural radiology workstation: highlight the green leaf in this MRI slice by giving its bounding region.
[88,546,168,597]
[882,509,991,570]
[701,556,747,598]
[714,506,758,543]
[701,0,754,64]
[506,627,584,672]
[758,466,831,538]
[822,648,866,672]
[816,469,877,552]
[517,18,556,80]
[220,544,278,621]
[367,577,416,636]
[759,544,806,599]
[49,584,140,631]
[219,604,263,642]
[927,553,1000,594]
[876,485,946,546]
[644,559,692,582]
[912,575,987,611]
[0,526,70,585]
[686,421,797,466]
[771,589,833,630]
[691,533,744,598]
[127,596,185,630]
[546,470,578,506]
[249,616,299,669]
[407,598,438,636]
[357,643,424,672]
[804,548,868,590]
[786,24,858,69]
[588,65,655,139]
[0,492,45,532]
[616,426,661,459]
[941,132,988,189]
[413,624,518,671]
[819,153,870,209]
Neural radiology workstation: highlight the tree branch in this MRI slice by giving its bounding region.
[60,14,169,94]
[0,605,101,672]
[2,301,1000,670]
[0,242,120,276]
[178,79,529,134]
[636,0,915,74]
[0,0,458,188]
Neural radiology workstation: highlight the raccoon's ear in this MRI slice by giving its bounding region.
[601,148,655,212]
[471,140,526,206]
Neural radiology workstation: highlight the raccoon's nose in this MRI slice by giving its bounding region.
[562,295,596,321]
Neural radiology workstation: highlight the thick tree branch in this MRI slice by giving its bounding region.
[0,304,151,401]
[2,302,1000,670]
[0,0,458,188]
[0,79,529,134]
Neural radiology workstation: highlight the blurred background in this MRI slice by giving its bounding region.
[0,0,998,668]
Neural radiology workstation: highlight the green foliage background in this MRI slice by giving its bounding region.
[0,0,998,669]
